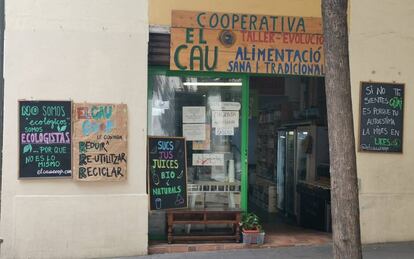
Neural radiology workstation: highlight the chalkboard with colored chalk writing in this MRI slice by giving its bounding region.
[359,82,404,153]
[19,100,72,178]
[148,136,188,210]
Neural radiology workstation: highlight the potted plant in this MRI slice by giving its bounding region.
[239,212,265,244]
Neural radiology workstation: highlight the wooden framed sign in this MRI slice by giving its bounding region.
[148,136,187,211]
[170,10,324,76]
[19,100,72,178]
[72,103,128,181]
[359,82,404,153]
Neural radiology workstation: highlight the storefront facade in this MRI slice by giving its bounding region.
[0,0,413,258]
[148,0,414,246]
[147,3,328,241]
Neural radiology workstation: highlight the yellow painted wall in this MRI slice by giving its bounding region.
[149,0,322,26]
[349,0,414,243]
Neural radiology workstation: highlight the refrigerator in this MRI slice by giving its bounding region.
[276,128,296,216]
[276,124,329,218]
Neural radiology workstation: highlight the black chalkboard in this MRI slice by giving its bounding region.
[148,136,187,210]
[359,82,404,153]
[19,101,72,178]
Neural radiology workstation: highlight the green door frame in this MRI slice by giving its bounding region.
[148,66,250,211]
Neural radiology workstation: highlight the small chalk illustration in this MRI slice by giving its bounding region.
[176,170,183,179]
[155,198,162,209]
[175,194,185,206]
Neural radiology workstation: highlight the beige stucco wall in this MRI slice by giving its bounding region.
[1,1,149,258]
[149,0,322,26]
[349,0,414,243]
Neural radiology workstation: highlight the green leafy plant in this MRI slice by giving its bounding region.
[240,212,263,232]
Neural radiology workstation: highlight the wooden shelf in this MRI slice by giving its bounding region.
[254,110,280,213]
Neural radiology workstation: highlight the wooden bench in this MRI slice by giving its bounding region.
[167,209,241,243]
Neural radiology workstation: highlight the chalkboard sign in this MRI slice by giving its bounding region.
[359,82,404,152]
[148,136,187,210]
[19,100,72,178]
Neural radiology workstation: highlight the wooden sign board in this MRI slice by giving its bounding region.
[19,100,72,178]
[73,103,128,181]
[172,10,323,33]
[170,10,324,76]
[359,82,404,153]
[148,136,187,210]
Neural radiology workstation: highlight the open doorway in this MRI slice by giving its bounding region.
[248,76,332,237]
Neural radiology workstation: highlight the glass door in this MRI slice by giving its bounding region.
[147,68,249,238]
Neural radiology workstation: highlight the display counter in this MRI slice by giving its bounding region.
[297,180,331,232]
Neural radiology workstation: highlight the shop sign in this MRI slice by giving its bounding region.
[359,82,404,153]
[73,103,128,181]
[171,10,324,76]
[148,136,187,210]
[19,100,72,178]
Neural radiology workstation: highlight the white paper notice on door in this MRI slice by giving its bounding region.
[183,124,206,141]
[215,127,234,136]
[210,102,241,111]
[192,153,225,166]
[183,106,206,123]
[212,110,239,128]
